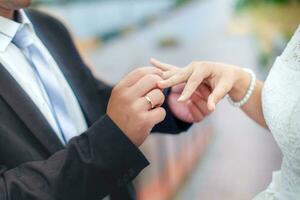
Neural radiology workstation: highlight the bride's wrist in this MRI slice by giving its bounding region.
[228,67,251,102]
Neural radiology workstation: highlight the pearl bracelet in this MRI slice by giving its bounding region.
[227,68,256,107]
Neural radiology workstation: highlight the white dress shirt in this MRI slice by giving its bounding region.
[0,10,88,144]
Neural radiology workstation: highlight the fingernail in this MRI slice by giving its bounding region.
[209,103,215,111]
[178,95,186,102]
[212,103,216,111]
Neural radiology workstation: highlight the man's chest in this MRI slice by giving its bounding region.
[0,44,54,122]
[0,43,88,137]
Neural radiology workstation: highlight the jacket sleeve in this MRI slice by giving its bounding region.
[0,115,149,200]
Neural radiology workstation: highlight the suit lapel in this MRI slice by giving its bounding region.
[26,10,101,125]
[0,9,101,155]
[0,65,64,154]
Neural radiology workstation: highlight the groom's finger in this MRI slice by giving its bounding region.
[162,70,178,79]
[187,101,204,122]
[137,89,165,110]
[147,107,166,125]
[150,58,177,71]
[157,74,186,89]
[130,74,162,97]
[195,84,211,101]
[191,94,211,116]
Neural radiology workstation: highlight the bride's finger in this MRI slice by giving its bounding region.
[178,69,208,102]
[162,70,178,79]
[187,100,204,122]
[157,73,187,89]
[150,58,177,71]
[207,78,232,111]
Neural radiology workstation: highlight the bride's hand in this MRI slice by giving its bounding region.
[150,58,249,111]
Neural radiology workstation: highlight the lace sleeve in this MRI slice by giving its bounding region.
[280,25,300,71]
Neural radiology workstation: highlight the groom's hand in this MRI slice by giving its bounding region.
[107,67,166,147]
[168,83,212,123]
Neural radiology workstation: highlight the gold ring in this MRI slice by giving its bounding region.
[145,95,154,109]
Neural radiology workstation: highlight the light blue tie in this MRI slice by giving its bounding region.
[13,26,77,144]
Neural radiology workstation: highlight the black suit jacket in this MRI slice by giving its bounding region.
[0,9,190,200]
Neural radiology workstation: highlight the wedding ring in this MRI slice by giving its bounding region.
[145,95,155,109]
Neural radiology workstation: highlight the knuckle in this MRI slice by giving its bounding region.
[134,68,145,77]
[152,88,161,94]
[119,91,131,103]
[149,89,165,105]
[155,89,165,97]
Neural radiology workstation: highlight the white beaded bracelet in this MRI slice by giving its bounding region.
[227,68,256,107]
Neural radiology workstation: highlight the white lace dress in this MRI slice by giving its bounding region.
[254,25,300,200]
